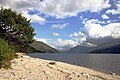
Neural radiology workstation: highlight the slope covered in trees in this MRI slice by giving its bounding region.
[30,41,59,53]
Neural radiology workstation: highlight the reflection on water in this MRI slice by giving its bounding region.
[28,53,120,75]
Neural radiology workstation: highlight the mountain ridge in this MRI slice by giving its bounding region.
[29,41,59,53]
[66,39,120,53]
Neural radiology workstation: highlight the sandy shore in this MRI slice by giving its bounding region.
[0,53,120,80]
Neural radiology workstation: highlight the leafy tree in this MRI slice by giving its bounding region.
[0,38,16,69]
[0,8,35,52]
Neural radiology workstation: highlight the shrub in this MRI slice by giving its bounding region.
[0,39,16,69]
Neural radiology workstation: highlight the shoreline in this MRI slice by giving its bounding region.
[0,53,120,80]
[28,53,120,75]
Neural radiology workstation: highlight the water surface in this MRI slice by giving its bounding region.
[28,53,120,75]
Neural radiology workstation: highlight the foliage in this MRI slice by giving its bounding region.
[0,39,16,69]
[0,8,35,52]
[30,41,59,53]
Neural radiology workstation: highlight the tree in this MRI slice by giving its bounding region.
[0,8,35,52]
[0,38,16,69]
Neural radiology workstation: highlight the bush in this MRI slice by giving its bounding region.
[0,39,16,69]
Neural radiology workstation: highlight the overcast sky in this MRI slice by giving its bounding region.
[0,0,120,50]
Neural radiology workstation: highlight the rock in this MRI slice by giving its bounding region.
[109,72,116,76]
[11,72,15,76]
[0,54,119,80]
[69,77,72,80]
[48,62,56,65]
[77,75,80,77]
[81,72,90,78]
[19,78,22,79]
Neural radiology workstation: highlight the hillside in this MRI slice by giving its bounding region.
[66,39,120,53]
[93,39,120,50]
[91,44,120,53]
[29,41,59,53]
[90,39,120,53]
[66,45,95,53]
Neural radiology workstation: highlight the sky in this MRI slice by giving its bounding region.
[0,0,120,50]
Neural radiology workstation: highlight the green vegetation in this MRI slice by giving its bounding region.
[0,39,16,69]
[0,8,35,69]
[30,41,59,53]
[0,8,35,52]
[0,8,59,69]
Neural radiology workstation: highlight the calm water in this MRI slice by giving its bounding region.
[28,53,120,75]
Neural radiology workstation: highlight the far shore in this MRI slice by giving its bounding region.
[0,53,120,80]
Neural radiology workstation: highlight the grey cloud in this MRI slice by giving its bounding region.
[0,0,111,18]
[15,1,39,9]
[85,36,116,46]
[69,19,120,47]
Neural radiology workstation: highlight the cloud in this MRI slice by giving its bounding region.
[22,10,46,25]
[106,20,111,23]
[81,18,89,24]
[82,19,107,25]
[34,37,56,48]
[0,0,110,18]
[0,0,39,11]
[39,0,110,18]
[0,0,46,24]
[15,0,39,9]
[34,37,51,44]
[106,1,120,15]
[51,32,59,36]
[0,0,16,9]
[51,23,68,29]
[54,39,79,50]
[83,19,120,39]
[69,19,120,46]
[35,38,78,50]
[69,32,87,43]
[101,14,109,19]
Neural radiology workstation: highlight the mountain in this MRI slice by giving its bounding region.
[66,45,95,53]
[29,41,59,53]
[66,39,120,53]
[91,44,120,53]
[91,39,120,53]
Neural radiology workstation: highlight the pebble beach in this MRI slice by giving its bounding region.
[0,53,120,80]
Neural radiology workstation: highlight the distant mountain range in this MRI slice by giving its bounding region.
[91,44,120,53]
[29,41,59,53]
[66,39,120,53]
[66,45,95,53]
